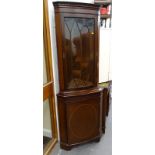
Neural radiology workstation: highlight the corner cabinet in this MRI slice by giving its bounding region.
[53,2,103,150]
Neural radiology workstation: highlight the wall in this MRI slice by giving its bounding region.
[47,0,111,140]
[99,27,112,82]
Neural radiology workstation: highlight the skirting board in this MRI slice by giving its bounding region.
[43,128,52,138]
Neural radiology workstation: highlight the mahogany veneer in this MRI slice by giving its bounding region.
[53,2,104,150]
[57,87,103,150]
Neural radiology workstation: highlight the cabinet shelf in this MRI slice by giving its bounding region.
[100,14,111,19]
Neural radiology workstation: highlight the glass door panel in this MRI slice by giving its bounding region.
[43,47,48,84]
[43,0,57,154]
[64,17,95,90]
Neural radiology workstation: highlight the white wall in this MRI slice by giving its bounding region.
[99,27,112,82]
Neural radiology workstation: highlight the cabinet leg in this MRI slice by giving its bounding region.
[60,143,72,151]
[95,137,101,143]
[102,127,105,134]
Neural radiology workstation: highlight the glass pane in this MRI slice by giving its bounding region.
[64,17,95,89]
[43,47,48,84]
[43,98,52,148]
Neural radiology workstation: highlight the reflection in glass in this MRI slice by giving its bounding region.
[64,17,95,89]
[43,98,52,148]
[43,48,48,84]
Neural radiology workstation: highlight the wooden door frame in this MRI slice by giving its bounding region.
[43,0,58,154]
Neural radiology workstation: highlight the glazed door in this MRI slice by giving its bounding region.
[61,13,99,90]
[43,0,58,154]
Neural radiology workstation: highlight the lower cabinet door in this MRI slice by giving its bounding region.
[57,88,103,150]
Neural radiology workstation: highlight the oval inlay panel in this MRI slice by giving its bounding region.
[69,104,97,139]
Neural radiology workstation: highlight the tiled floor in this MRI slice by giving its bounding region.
[51,105,112,155]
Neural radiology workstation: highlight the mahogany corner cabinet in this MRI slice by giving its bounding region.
[53,2,103,150]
